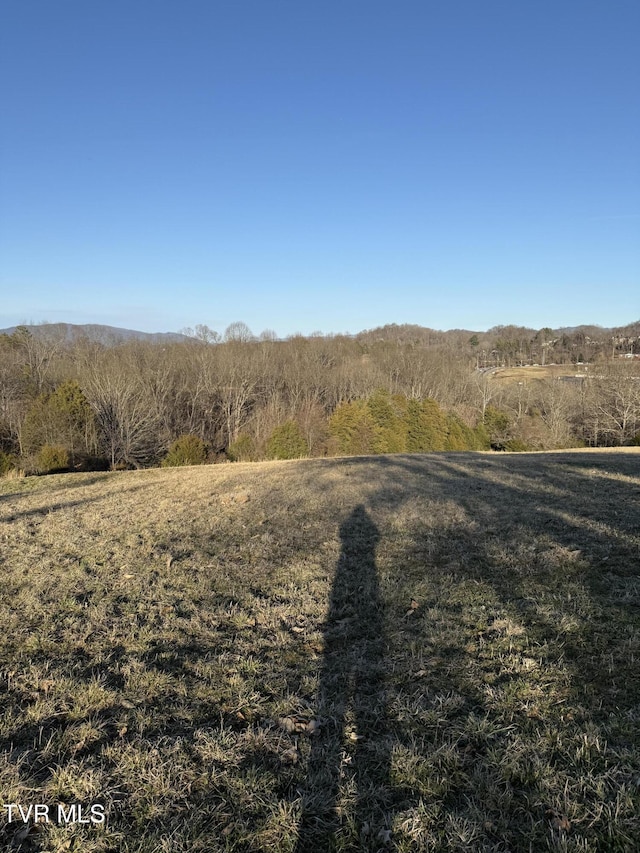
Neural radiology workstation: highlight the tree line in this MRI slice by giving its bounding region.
[0,324,638,474]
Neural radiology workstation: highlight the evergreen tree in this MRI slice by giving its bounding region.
[483,405,512,450]
[444,412,475,450]
[329,401,381,456]
[21,381,95,462]
[404,398,447,451]
[367,389,407,453]
[265,420,308,459]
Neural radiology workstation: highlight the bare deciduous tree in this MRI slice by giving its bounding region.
[82,349,161,468]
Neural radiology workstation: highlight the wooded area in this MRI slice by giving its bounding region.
[1,321,639,473]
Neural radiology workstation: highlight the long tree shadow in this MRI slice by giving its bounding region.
[295,505,393,853]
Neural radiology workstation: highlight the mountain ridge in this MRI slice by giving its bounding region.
[1,319,638,345]
[0,322,191,344]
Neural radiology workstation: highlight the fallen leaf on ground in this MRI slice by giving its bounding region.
[553,815,571,832]
[278,715,316,734]
[281,746,299,765]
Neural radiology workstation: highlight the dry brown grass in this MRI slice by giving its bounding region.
[1,451,639,851]
[491,365,589,383]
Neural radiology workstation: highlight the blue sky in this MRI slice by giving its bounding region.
[1,0,638,336]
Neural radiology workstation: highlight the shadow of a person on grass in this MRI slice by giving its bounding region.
[295,504,392,853]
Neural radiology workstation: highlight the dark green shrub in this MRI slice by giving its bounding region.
[265,421,308,460]
[161,435,207,467]
[37,444,69,473]
[227,433,256,462]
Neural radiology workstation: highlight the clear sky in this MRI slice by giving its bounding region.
[1,0,638,336]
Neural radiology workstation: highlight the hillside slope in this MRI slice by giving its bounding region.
[1,451,639,851]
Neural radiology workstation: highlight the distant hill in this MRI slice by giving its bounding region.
[356,320,640,345]
[1,319,638,347]
[0,323,191,344]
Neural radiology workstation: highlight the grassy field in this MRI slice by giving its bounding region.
[490,365,590,383]
[1,450,639,852]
